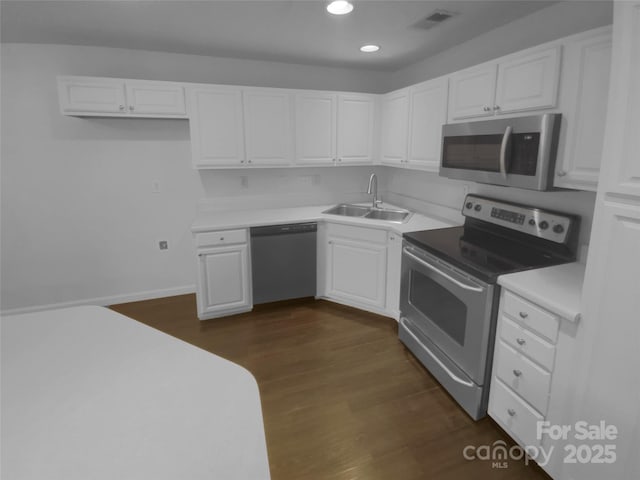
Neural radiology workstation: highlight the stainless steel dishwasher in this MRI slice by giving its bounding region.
[250,223,317,305]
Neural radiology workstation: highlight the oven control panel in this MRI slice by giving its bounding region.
[462,194,575,244]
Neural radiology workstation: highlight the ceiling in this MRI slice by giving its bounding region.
[0,0,558,71]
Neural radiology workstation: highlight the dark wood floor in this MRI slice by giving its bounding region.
[111,294,550,480]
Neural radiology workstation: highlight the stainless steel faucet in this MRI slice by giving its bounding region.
[367,173,382,209]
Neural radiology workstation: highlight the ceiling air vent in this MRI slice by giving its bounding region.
[416,9,458,29]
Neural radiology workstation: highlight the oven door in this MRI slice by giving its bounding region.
[399,242,497,385]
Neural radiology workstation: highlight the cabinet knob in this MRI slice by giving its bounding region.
[390,236,395,240]
[513,369,522,377]
[516,338,526,346]
[220,237,224,241]
[338,158,342,162]
[483,106,491,112]
[328,240,333,245]
[248,160,252,164]
[240,160,245,164]
[493,105,500,111]
[557,170,567,177]
[332,158,336,163]
[507,408,516,417]
[519,311,528,319]
[119,105,125,111]
[129,105,134,111]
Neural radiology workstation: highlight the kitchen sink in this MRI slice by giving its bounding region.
[364,208,412,222]
[322,204,413,224]
[322,204,371,217]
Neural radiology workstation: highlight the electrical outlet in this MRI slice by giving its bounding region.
[240,176,248,188]
[158,240,168,250]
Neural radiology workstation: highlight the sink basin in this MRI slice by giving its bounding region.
[322,204,413,223]
[364,209,412,223]
[322,204,371,217]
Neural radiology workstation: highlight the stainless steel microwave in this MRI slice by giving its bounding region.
[439,113,561,191]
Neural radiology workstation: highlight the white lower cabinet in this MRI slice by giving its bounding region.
[195,229,251,320]
[488,288,578,478]
[320,223,390,314]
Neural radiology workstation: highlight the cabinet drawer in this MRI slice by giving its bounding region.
[489,378,543,448]
[494,340,551,415]
[326,223,388,244]
[502,290,559,342]
[500,315,556,371]
[196,229,247,248]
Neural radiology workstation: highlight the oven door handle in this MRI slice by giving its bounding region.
[499,125,512,180]
[400,317,475,388]
[403,247,484,293]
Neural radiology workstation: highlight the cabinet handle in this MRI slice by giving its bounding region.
[119,105,125,111]
[483,106,491,112]
[220,237,225,241]
[390,236,395,240]
[493,105,500,111]
[513,369,522,377]
[557,170,567,177]
[507,408,516,417]
[516,338,526,346]
[519,311,529,319]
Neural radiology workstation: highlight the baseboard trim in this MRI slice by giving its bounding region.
[0,285,196,316]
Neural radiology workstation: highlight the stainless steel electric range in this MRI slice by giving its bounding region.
[398,194,579,420]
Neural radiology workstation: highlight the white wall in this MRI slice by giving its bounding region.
[387,1,613,90]
[0,43,387,313]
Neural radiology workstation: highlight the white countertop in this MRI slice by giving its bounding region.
[1,306,270,480]
[498,262,586,322]
[191,203,458,234]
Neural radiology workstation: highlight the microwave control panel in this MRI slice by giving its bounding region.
[462,194,575,244]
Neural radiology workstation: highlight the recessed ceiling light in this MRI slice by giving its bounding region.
[327,1,354,15]
[360,45,380,53]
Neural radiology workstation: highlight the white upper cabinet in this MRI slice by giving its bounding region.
[555,27,612,191]
[189,86,245,168]
[407,77,449,171]
[295,93,337,165]
[58,76,186,118]
[336,94,374,165]
[448,64,497,120]
[295,92,374,166]
[243,89,294,166]
[494,47,560,114]
[125,82,186,116]
[381,88,410,165]
[448,46,561,121]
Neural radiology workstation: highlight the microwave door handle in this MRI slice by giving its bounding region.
[400,318,474,388]
[403,247,483,293]
[500,125,513,179]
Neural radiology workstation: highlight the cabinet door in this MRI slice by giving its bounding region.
[197,244,251,317]
[326,236,387,309]
[555,30,612,190]
[336,94,374,165]
[243,90,293,166]
[380,89,410,165]
[189,87,245,168]
[295,93,336,165]
[494,47,561,114]
[448,64,497,120]
[58,77,127,114]
[125,82,186,116]
[407,77,448,171]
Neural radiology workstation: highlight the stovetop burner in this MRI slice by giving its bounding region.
[403,195,580,283]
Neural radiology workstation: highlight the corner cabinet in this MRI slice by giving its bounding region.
[318,223,390,315]
[448,46,561,121]
[195,229,252,320]
[58,76,187,118]
[295,92,374,166]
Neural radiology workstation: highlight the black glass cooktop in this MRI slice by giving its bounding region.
[403,224,575,284]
